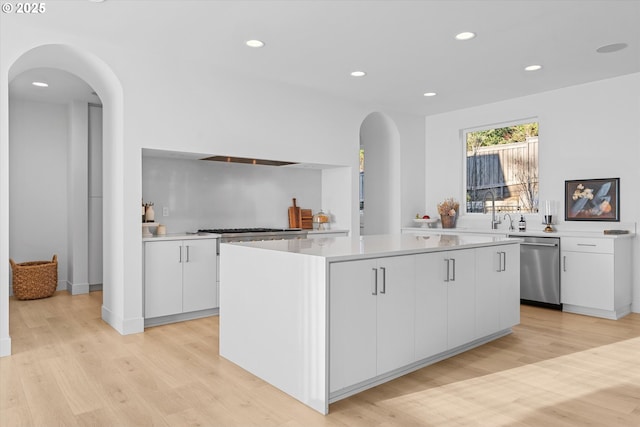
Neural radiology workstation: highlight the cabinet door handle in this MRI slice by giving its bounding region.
[496,252,502,272]
[563,255,567,272]
[380,267,386,294]
[179,246,182,263]
[186,245,190,263]
[451,258,456,282]
[444,259,450,282]
[501,251,506,272]
[371,268,378,295]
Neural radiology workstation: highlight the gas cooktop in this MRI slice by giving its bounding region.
[198,228,301,234]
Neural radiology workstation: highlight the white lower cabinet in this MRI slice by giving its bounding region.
[561,237,631,319]
[329,255,415,393]
[415,248,476,355]
[144,238,218,319]
[330,243,520,394]
[475,245,520,335]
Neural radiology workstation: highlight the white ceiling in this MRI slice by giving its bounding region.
[7,0,640,115]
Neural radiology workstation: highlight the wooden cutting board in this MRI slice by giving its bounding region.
[288,198,301,228]
[301,209,313,230]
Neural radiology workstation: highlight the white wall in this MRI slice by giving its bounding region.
[9,100,69,290]
[142,156,323,233]
[0,17,432,350]
[425,73,640,311]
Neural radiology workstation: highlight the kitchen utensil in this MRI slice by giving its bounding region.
[288,198,301,228]
[301,209,313,229]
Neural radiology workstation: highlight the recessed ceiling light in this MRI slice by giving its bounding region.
[455,32,476,41]
[245,39,265,48]
[350,71,366,77]
[423,92,437,97]
[596,43,628,53]
[524,65,542,71]
[32,81,49,87]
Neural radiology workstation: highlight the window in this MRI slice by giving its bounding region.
[465,121,538,214]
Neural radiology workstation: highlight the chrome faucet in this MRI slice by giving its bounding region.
[482,189,502,229]
[503,213,514,231]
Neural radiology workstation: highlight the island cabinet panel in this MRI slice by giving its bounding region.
[414,252,448,360]
[329,255,416,393]
[144,238,218,319]
[442,249,476,349]
[475,244,520,337]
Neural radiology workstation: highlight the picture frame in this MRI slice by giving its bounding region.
[564,178,620,221]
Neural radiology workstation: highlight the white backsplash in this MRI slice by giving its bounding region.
[142,156,322,233]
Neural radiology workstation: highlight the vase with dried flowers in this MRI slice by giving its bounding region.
[437,197,460,228]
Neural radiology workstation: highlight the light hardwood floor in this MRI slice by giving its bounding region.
[2,291,639,426]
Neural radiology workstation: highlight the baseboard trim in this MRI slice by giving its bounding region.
[101,305,144,335]
[67,281,90,295]
[0,336,11,357]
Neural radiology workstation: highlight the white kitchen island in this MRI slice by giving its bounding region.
[219,234,520,414]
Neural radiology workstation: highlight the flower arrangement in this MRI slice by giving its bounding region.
[437,198,460,217]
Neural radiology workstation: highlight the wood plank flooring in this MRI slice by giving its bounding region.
[2,290,640,426]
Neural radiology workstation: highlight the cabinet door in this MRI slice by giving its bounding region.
[144,241,183,318]
[415,252,448,360]
[475,247,502,337]
[446,249,476,349]
[475,245,520,336]
[376,255,415,375]
[329,259,377,393]
[182,239,218,312]
[561,251,613,310]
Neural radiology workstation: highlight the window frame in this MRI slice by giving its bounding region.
[461,117,539,216]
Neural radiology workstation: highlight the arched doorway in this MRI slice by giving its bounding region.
[359,112,401,235]
[1,44,126,356]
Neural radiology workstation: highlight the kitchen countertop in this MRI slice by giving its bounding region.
[223,233,517,262]
[142,233,221,242]
[402,227,636,239]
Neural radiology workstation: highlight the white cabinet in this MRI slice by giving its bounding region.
[144,238,218,319]
[415,249,476,355]
[414,252,448,359]
[561,237,631,319]
[475,245,520,336]
[329,255,415,392]
[442,249,476,349]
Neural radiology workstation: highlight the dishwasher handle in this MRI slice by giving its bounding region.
[520,242,558,247]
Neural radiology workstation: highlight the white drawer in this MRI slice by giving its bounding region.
[561,237,613,254]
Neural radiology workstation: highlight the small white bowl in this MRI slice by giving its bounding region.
[413,218,438,228]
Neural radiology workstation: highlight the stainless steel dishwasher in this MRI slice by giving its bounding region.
[510,235,561,308]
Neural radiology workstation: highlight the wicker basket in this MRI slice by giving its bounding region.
[9,255,58,300]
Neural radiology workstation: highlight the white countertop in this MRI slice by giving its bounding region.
[222,233,518,262]
[142,233,220,242]
[402,227,636,239]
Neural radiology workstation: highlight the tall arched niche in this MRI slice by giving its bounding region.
[1,44,128,357]
[359,112,401,235]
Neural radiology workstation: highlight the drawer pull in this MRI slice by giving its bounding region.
[577,243,597,247]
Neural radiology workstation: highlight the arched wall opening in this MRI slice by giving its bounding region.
[1,44,127,356]
[359,112,401,235]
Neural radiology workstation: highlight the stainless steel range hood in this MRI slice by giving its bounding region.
[200,155,297,167]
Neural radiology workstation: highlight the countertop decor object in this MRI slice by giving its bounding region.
[413,218,438,228]
[437,197,459,228]
[288,198,301,228]
[313,210,330,230]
